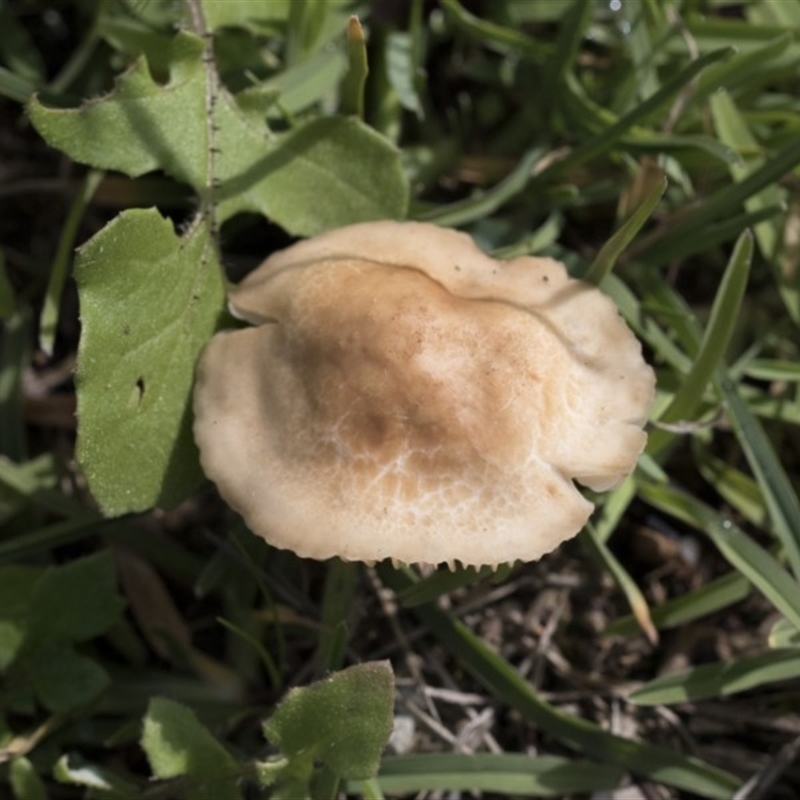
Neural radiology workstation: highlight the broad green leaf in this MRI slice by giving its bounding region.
[373,753,625,796]
[264,661,394,781]
[28,32,408,236]
[142,697,242,800]
[629,649,800,705]
[31,644,110,712]
[28,550,125,644]
[74,209,225,514]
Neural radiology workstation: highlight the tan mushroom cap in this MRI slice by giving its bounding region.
[193,221,655,567]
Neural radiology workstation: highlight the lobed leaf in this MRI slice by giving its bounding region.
[29,33,408,237]
[263,661,394,781]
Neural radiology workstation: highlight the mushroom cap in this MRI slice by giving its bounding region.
[193,221,655,566]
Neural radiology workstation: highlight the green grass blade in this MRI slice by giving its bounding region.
[544,47,733,177]
[40,169,103,356]
[694,441,768,529]
[582,526,657,643]
[660,135,800,242]
[395,564,496,607]
[635,204,783,266]
[379,567,741,799]
[340,16,368,119]
[372,754,625,796]
[440,0,551,61]
[417,147,544,227]
[629,649,800,705]
[540,0,593,124]
[601,273,692,373]
[647,230,753,456]
[639,483,800,630]
[607,570,751,637]
[583,176,666,285]
[718,374,800,577]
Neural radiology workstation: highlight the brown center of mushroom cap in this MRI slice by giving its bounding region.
[271,260,555,473]
[193,221,655,566]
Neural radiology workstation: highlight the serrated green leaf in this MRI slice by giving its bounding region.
[142,697,242,800]
[74,209,225,514]
[28,32,408,236]
[264,662,394,781]
[32,644,110,712]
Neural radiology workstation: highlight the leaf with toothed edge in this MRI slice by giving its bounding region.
[28,32,409,237]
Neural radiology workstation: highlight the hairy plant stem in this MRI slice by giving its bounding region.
[184,0,220,245]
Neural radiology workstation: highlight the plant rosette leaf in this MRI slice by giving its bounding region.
[75,209,226,514]
[0,552,124,671]
[0,552,123,711]
[31,643,111,712]
[141,697,242,800]
[28,31,408,236]
[263,661,394,782]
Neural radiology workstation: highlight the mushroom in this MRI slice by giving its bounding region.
[193,221,655,567]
